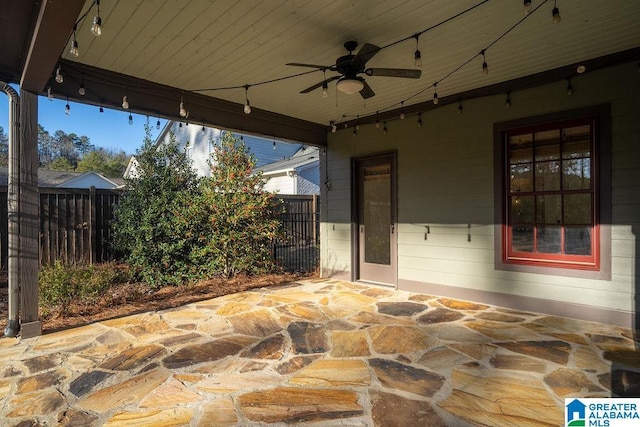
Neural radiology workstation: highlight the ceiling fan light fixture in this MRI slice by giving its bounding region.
[336,77,364,95]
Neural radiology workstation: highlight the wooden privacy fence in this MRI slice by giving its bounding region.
[0,190,320,273]
[0,187,122,269]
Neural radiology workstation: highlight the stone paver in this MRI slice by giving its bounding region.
[0,278,638,426]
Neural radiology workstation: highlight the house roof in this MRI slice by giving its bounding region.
[2,1,639,146]
[0,167,124,188]
[258,147,319,175]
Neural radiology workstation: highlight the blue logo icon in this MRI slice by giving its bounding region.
[567,399,586,426]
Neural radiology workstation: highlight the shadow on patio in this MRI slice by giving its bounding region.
[0,278,638,426]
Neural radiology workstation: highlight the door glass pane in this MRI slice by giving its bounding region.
[363,165,390,265]
[565,226,592,255]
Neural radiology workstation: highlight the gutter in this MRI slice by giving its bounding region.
[1,82,20,338]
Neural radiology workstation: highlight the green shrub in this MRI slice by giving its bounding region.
[39,262,128,314]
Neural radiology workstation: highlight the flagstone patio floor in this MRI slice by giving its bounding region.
[1,278,639,426]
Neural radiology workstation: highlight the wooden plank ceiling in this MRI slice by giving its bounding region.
[3,0,640,145]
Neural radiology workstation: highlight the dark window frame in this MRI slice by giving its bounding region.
[493,105,611,280]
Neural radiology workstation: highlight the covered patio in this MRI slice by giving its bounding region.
[1,278,638,425]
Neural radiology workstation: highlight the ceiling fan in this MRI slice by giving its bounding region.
[287,41,421,99]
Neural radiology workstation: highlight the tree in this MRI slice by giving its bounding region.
[112,125,200,287]
[48,157,75,171]
[76,148,129,177]
[184,131,282,278]
[0,126,8,166]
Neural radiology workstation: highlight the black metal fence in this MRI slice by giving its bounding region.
[275,195,320,273]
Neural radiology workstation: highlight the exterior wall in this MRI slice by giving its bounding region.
[174,125,219,177]
[321,61,640,327]
[263,173,296,195]
[297,163,320,195]
[60,173,118,189]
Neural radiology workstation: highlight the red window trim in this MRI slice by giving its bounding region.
[502,116,600,270]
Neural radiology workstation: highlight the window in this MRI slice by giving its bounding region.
[504,117,598,269]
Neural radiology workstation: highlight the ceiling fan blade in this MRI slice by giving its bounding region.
[359,80,376,99]
[286,63,328,69]
[365,68,422,78]
[351,43,381,68]
[300,75,340,93]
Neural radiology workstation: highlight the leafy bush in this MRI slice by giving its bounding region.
[112,125,200,287]
[39,262,128,314]
[183,132,283,278]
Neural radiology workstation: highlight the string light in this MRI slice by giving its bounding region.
[65,98,70,115]
[128,113,133,125]
[414,34,422,68]
[273,140,277,149]
[70,24,79,57]
[433,83,439,104]
[383,122,388,135]
[79,75,86,96]
[352,127,357,137]
[122,95,129,110]
[322,70,328,98]
[179,95,187,117]
[47,86,54,101]
[417,114,422,127]
[524,0,532,15]
[505,92,512,109]
[55,66,63,84]
[355,116,360,130]
[566,78,573,96]
[91,0,102,36]
[375,112,380,128]
[156,119,161,129]
[202,124,206,133]
[330,121,337,133]
[179,122,183,129]
[481,50,488,75]
[99,105,104,113]
[243,85,252,114]
[457,99,463,114]
[400,102,406,119]
[552,1,561,24]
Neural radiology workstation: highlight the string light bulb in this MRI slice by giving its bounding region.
[47,86,54,101]
[79,75,86,96]
[330,121,337,133]
[375,112,380,128]
[70,24,79,57]
[128,113,133,125]
[566,78,573,96]
[65,99,70,115]
[99,105,104,113]
[505,92,512,109]
[524,0,532,15]
[414,34,422,68]
[91,0,102,36]
[122,95,129,110]
[243,85,252,114]
[417,114,422,127]
[179,96,187,117]
[179,122,183,129]
[55,66,63,84]
[273,140,277,149]
[202,124,206,133]
[481,50,488,75]
[433,83,439,105]
[156,119,161,129]
[383,122,388,135]
[400,102,406,120]
[322,70,328,98]
[457,99,463,115]
[552,1,561,24]
[352,127,357,138]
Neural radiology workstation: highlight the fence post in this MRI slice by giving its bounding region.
[89,186,96,264]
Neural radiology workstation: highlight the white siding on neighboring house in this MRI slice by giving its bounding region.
[322,61,640,328]
[60,172,121,189]
[258,147,320,195]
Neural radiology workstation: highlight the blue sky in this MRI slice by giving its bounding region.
[0,88,166,155]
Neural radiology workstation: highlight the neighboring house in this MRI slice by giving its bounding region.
[0,167,124,190]
[257,146,320,195]
[125,121,317,195]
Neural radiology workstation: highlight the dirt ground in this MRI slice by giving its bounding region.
[0,270,313,337]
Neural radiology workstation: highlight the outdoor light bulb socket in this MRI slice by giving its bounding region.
[414,50,422,68]
[55,67,63,84]
[99,106,104,113]
[482,61,489,75]
[65,103,70,115]
[91,16,102,36]
[322,81,328,98]
[47,87,53,101]
[122,96,129,110]
[552,7,561,23]
[524,0,532,14]
[128,114,133,125]
[244,100,251,114]
[156,120,160,129]
[179,102,187,117]
[433,92,439,105]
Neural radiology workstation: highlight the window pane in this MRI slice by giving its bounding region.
[536,195,561,225]
[564,194,592,224]
[563,158,591,190]
[512,225,534,252]
[535,129,560,160]
[511,195,534,224]
[535,161,560,191]
[509,133,533,164]
[565,226,592,255]
[363,165,391,265]
[537,225,561,254]
[562,125,591,159]
[510,163,533,192]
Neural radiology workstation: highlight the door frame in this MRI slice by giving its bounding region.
[351,151,398,286]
